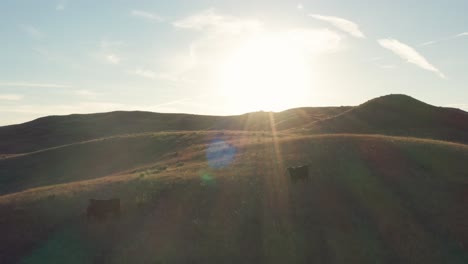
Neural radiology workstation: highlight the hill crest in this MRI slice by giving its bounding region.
[308,94,468,144]
[0,107,350,154]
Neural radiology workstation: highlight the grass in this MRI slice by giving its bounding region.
[1,94,466,263]
[1,132,468,263]
[0,107,350,154]
[307,94,468,144]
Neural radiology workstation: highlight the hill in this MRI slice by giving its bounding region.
[2,94,467,155]
[1,94,468,263]
[1,134,467,263]
[307,94,468,143]
[0,107,349,154]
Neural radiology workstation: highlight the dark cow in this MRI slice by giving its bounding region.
[87,198,120,220]
[287,165,309,183]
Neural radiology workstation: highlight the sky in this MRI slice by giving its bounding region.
[1,0,467,125]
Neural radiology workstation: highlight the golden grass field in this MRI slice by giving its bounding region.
[1,130,468,263]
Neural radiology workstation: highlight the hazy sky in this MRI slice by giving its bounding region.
[1,0,467,125]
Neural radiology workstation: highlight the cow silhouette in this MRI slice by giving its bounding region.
[87,198,120,220]
[287,165,309,183]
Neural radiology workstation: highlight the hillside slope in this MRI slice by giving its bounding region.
[0,107,349,154]
[308,94,468,143]
[0,132,209,194]
[1,134,467,264]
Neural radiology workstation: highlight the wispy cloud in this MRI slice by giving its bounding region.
[378,38,445,78]
[173,8,262,33]
[169,9,343,86]
[420,32,468,46]
[0,82,72,88]
[309,14,365,38]
[93,38,124,65]
[280,28,342,54]
[166,9,265,83]
[130,10,163,22]
[20,24,44,39]
[0,94,23,101]
[419,40,438,47]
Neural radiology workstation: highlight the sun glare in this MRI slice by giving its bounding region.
[218,33,315,113]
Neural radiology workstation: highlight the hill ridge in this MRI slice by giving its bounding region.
[306,94,468,144]
[0,107,350,154]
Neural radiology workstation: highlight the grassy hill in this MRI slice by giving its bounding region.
[0,107,350,154]
[0,134,467,263]
[307,94,468,144]
[2,94,467,156]
[1,94,468,263]
[0,132,205,194]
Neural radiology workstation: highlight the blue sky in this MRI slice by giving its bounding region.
[1,0,467,125]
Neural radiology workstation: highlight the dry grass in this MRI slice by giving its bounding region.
[1,132,468,263]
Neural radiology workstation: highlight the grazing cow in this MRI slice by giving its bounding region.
[287,165,309,183]
[87,198,120,220]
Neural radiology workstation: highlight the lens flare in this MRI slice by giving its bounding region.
[206,138,236,169]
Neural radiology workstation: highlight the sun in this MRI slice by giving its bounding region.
[218,33,314,113]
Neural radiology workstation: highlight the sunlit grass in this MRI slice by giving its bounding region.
[1,132,468,263]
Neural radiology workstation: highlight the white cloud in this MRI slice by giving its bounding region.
[419,40,438,47]
[297,4,304,10]
[130,10,163,22]
[309,14,365,38]
[419,32,468,47]
[173,10,342,58]
[173,8,262,34]
[166,9,344,87]
[93,39,124,65]
[20,24,44,39]
[378,38,445,78]
[166,9,265,83]
[0,82,72,88]
[106,54,121,64]
[279,28,342,54]
[0,94,23,101]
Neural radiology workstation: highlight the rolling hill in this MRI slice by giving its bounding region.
[308,94,468,144]
[1,134,468,263]
[0,94,468,263]
[0,107,350,154]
